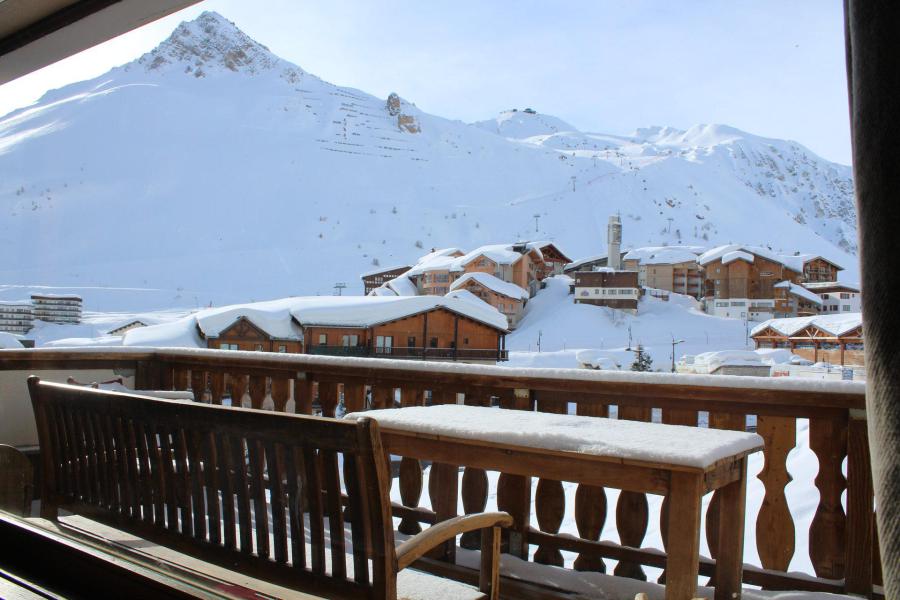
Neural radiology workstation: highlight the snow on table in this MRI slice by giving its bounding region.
[346,405,763,469]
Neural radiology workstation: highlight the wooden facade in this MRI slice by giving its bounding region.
[304,306,507,362]
[450,278,527,328]
[752,323,865,366]
[361,265,411,295]
[532,242,572,278]
[802,257,842,283]
[573,270,640,311]
[205,316,302,353]
[703,253,803,320]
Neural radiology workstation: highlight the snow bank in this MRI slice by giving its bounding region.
[0,331,24,348]
[349,405,763,468]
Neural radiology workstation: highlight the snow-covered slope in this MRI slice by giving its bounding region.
[0,11,858,312]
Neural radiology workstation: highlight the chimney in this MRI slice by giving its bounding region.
[607,214,622,270]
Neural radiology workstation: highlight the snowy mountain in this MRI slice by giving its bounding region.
[0,11,858,312]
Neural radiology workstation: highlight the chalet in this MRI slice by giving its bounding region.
[751,313,864,366]
[292,296,509,363]
[802,281,862,314]
[449,271,529,328]
[203,315,303,353]
[698,245,803,321]
[406,244,542,297]
[360,264,412,295]
[774,281,824,317]
[573,269,640,313]
[526,241,572,278]
[794,254,844,282]
[622,246,706,299]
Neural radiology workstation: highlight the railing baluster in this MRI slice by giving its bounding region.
[229,374,247,408]
[496,388,532,559]
[808,415,848,580]
[614,405,651,581]
[534,391,567,566]
[317,381,338,418]
[845,409,874,596]
[190,369,206,402]
[209,372,225,405]
[460,392,490,550]
[248,375,266,410]
[294,376,313,414]
[343,381,366,413]
[372,385,394,409]
[658,407,699,583]
[756,415,796,574]
[574,398,608,572]
[271,378,290,413]
[704,412,745,586]
[397,384,425,536]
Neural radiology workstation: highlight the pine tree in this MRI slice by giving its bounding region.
[630,345,654,372]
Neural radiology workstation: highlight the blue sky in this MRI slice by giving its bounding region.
[1,1,851,163]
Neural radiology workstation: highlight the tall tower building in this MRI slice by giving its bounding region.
[607,214,622,270]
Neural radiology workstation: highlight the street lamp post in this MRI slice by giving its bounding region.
[671,336,685,372]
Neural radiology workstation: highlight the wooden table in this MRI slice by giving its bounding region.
[361,405,764,600]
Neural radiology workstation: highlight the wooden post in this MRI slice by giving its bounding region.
[496,388,532,559]
[845,409,874,597]
[664,471,703,600]
[714,457,748,600]
[809,416,848,579]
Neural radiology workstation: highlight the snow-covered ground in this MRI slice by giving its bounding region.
[506,276,748,369]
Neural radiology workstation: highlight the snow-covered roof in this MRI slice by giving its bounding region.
[525,241,570,261]
[751,313,863,338]
[347,405,762,469]
[196,298,304,340]
[31,293,82,300]
[692,350,764,372]
[802,281,860,293]
[564,254,608,271]
[450,272,529,300]
[358,264,411,278]
[407,243,531,276]
[774,281,823,305]
[386,275,418,297]
[622,246,705,265]
[0,299,31,306]
[291,295,508,331]
[721,250,754,265]
[445,289,488,307]
[697,244,802,272]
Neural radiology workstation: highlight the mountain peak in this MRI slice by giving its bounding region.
[134,11,287,77]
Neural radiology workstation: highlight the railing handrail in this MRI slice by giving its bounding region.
[0,347,864,410]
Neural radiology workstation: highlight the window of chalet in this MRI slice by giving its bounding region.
[318,334,327,345]
[429,337,438,348]
[407,336,415,347]
[278,345,286,353]
[342,334,358,347]
[375,335,393,353]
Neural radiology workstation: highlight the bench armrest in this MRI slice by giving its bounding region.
[396,511,512,571]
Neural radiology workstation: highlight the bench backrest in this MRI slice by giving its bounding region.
[28,377,397,600]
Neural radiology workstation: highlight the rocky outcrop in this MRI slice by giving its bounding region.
[387,92,420,134]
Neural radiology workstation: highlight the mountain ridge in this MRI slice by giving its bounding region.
[0,11,858,311]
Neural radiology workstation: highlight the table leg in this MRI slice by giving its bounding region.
[714,457,747,600]
[665,471,703,600]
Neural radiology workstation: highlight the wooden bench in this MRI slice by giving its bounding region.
[27,377,512,600]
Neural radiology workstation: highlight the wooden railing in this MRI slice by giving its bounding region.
[0,347,880,598]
